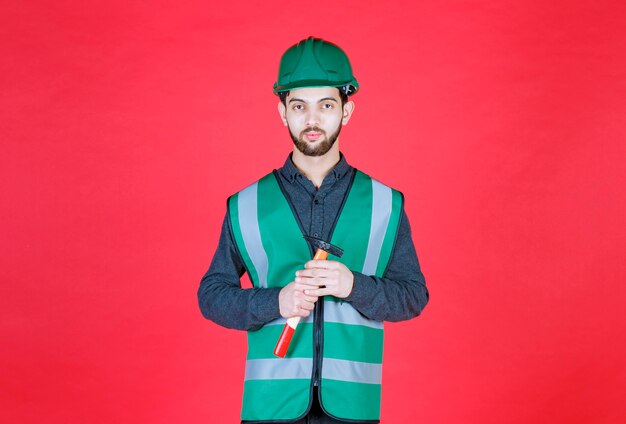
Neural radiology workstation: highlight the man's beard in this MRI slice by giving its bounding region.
[288,124,342,157]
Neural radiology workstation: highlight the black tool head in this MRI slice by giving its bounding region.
[303,235,344,258]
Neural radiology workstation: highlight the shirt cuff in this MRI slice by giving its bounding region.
[344,271,377,307]
[251,287,282,324]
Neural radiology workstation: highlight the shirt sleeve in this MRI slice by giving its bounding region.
[197,212,282,331]
[343,208,429,321]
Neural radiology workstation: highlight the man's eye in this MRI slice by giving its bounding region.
[293,104,304,111]
[322,103,333,109]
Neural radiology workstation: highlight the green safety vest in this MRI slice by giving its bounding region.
[228,169,403,422]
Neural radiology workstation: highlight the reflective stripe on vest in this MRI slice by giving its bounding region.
[245,358,313,380]
[228,170,403,421]
[236,182,268,288]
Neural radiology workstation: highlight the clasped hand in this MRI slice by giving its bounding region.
[278,260,354,319]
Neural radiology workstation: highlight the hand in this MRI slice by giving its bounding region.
[295,260,354,299]
[279,280,319,318]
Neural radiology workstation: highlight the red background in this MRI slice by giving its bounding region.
[2,1,625,423]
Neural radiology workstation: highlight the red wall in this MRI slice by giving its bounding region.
[2,1,625,422]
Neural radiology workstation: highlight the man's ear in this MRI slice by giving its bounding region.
[277,101,288,126]
[342,100,355,125]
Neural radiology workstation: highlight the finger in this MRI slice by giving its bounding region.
[298,300,315,311]
[303,288,323,297]
[301,293,318,303]
[296,277,329,287]
[294,289,316,300]
[304,260,335,270]
[295,281,320,290]
[306,288,332,297]
[294,292,318,304]
[296,268,334,279]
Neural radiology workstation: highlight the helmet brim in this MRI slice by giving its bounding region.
[273,79,359,95]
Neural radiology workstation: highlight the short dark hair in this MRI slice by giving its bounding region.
[278,87,349,107]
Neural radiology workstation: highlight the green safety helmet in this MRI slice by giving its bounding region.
[273,36,359,96]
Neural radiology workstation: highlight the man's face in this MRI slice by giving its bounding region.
[278,87,354,157]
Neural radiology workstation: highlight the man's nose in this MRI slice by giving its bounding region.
[305,109,320,126]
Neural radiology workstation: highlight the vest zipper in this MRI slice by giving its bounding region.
[270,169,357,400]
[313,299,323,386]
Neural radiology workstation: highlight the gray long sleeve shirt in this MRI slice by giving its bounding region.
[197,152,429,331]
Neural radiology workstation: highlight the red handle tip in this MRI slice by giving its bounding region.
[274,324,295,357]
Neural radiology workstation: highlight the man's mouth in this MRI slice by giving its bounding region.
[304,131,322,141]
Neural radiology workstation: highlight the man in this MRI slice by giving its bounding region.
[198,36,429,423]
